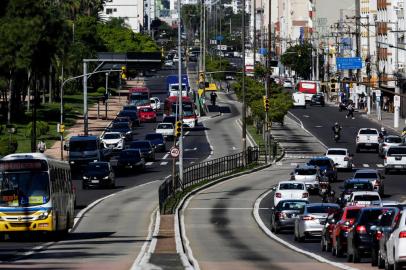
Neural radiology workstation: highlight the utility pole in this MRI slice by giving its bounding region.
[394,20,400,128]
[265,0,271,159]
[177,0,184,185]
[242,0,247,154]
[366,15,371,115]
[355,0,361,84]
[253,0,257,67]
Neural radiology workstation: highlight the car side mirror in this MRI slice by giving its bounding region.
[272,187,276,191]
[271,207,275,211]
[370,225,377,231]
[328,219,336,224]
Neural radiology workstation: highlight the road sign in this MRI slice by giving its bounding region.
[170,147,180,158]
[216,35,224,41]
[394,95,400,107]
[375,90,382,97]
[210,39,217,45]
[336,57,363,70]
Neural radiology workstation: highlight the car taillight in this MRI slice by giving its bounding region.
[302,216,315,221]
[275,192,281,198]
[399,231,406,238]
[340,224,349,232]
[375,231,383,240]
[383,143,387,147]
[356,225,367,234]
[302,192,309,198]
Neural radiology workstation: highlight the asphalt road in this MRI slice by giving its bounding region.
[182,99,337,270]
[254,102,406,270]
[0,65,211,265]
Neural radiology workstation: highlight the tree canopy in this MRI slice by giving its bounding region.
[280,43,312,80]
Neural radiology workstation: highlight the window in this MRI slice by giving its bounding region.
[106,8,113,14]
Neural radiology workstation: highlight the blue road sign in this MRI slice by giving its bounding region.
[259,48,268,55]
[216,35,224,41]
[336,57,363,70]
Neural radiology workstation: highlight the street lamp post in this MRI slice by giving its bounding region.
[241,0,247,155]
[177,0,184,186]
[105,72,109,119]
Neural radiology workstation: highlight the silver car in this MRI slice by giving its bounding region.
[294,203,340,242]
[379,135,402,157]
[290,165,320,194]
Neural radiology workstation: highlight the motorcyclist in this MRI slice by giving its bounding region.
[379,127,387,141]
[323,190,336,203]
[332,122,342,140]
[210,91,217,107]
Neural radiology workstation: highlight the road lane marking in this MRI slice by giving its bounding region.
[188,207,270,210]
[303,115,310,118]
[160,161,168,166]
[315,125,323,128]
[253,188,359,270]
[145,162,154,166]
[162,153,169,159]
[377,164,384,168]
[363,164,370,167]
[185,131,190,136]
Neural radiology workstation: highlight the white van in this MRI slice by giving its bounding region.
[292,92,306,108]
[384,145,406,174]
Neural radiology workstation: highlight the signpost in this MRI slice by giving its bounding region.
[170,147,180,158]
[336,57,363,70]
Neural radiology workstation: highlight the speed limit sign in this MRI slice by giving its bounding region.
[170,147,180,158]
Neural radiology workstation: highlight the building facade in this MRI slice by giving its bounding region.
[100,0,144,33]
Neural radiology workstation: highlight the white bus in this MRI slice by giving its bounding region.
[0,153,75,236]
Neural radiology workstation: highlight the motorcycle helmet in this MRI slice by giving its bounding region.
[381,127,385,132]
[334,122,338,126]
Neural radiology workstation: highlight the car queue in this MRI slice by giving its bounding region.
[271,126,406,269]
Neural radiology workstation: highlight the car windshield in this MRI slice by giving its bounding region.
[354,172,378,179]
[387,147,406,156]
[308,159,331,167]
[346,209,361,219]
[345,182,373,191]
[359,209,386,224]
[327,150,346,155]
[385,137,402,143]
[0,172,50,207]
[103,133,121,139]
[278,201,307,210]
[295,169,317,175]
[120,150,140,158]
[70,140,97,151]
[307,205,339,214]
[130,142,150,148]
[119,111,137,119]
[112,123,129,129]
[279,183,304,190]
[123,106,137,111]
[140,108,153,112]
[146,134,163,140]
[359,129,378,135]
[354,195,380,201]
[158,124,173,129]
[85,163,109,174]
[379,209,398,226]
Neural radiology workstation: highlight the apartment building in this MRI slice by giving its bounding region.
[100,0,144,33]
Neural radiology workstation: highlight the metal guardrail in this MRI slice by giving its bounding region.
[159,146,274,214]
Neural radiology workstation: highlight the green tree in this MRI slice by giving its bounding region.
[280,43,312,79]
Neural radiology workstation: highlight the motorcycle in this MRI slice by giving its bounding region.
[339,102,347,112]
[334,133,340,142]
[318,174,331,197]
[323,190,336,203]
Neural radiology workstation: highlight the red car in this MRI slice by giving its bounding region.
[138,106,157,123]
[331,206,364,257]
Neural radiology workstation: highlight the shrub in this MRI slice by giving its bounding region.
[25,121,50,137]
[0,137,18,156]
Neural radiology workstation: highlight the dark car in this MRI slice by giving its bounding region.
[106,122,133,138]
[145,133,166,152]
[82,161,115,189]
[122,105,138,112]
[117,110,140,126]
[112,116,133,129]
[338,179,374,206]
[116,149,145,170]
[307,157,337,182]
[162,116,177,125]
[310,93,325,106]
[270,200,309,233]
[321,209,342,252]
[127,140,155,161]
[372,207,400,267]
[347,207,392,263]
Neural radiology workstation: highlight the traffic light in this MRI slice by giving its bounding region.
[263,96,270,112]
[175,121,182,137]
[121,66,127,79]
[60,124,65,133]
[330,82,336,92]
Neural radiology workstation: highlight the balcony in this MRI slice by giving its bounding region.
[377,0,388,10]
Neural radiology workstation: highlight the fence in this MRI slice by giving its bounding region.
[159,146,274,214]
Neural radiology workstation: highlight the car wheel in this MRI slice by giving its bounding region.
[82,183,88,190]
[385,257,394,270]
[385,168,390,175]
[347,252,353,262]
[356,146,360,153]
[336,239,344,258]
[274,224,280,234]
[372,248,379,266]
[378,250,385,269]
[393,261,402,270]
[353,248,361,263]
[321,236,326,251]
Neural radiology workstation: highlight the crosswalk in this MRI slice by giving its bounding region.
[276,161,386,169]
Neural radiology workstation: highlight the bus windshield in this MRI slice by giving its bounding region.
[70,140,97,152]
[130,93,149,105]
[0,171,50,207]
[171,103,194,116]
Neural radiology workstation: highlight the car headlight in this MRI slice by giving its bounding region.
[83,176,88,179]
[103,176,109,179]
[148,150,152,154]
[37,210,52,220]
[70,161,75,164]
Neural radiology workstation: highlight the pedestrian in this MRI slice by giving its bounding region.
[346,102,355,119]
[210,91,217,107]
[37,140,46,153]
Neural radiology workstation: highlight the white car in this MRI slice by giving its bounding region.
[164,60,174,67]
[292,92,306,108]
[356,128,380,153]
[345,191,381,206]
[290,165,320,194]
[384,145,406,174]
[155,122,174,139]
[273,181,309,207]
[325,148,352,170]
[294,203,340,242]
[385,207,406,269]
[379,135,403,157]
[150,97,161,111]
[101,132,125,150]
[283,80,293,88]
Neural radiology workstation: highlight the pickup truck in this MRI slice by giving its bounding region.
[356,128,380,153]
